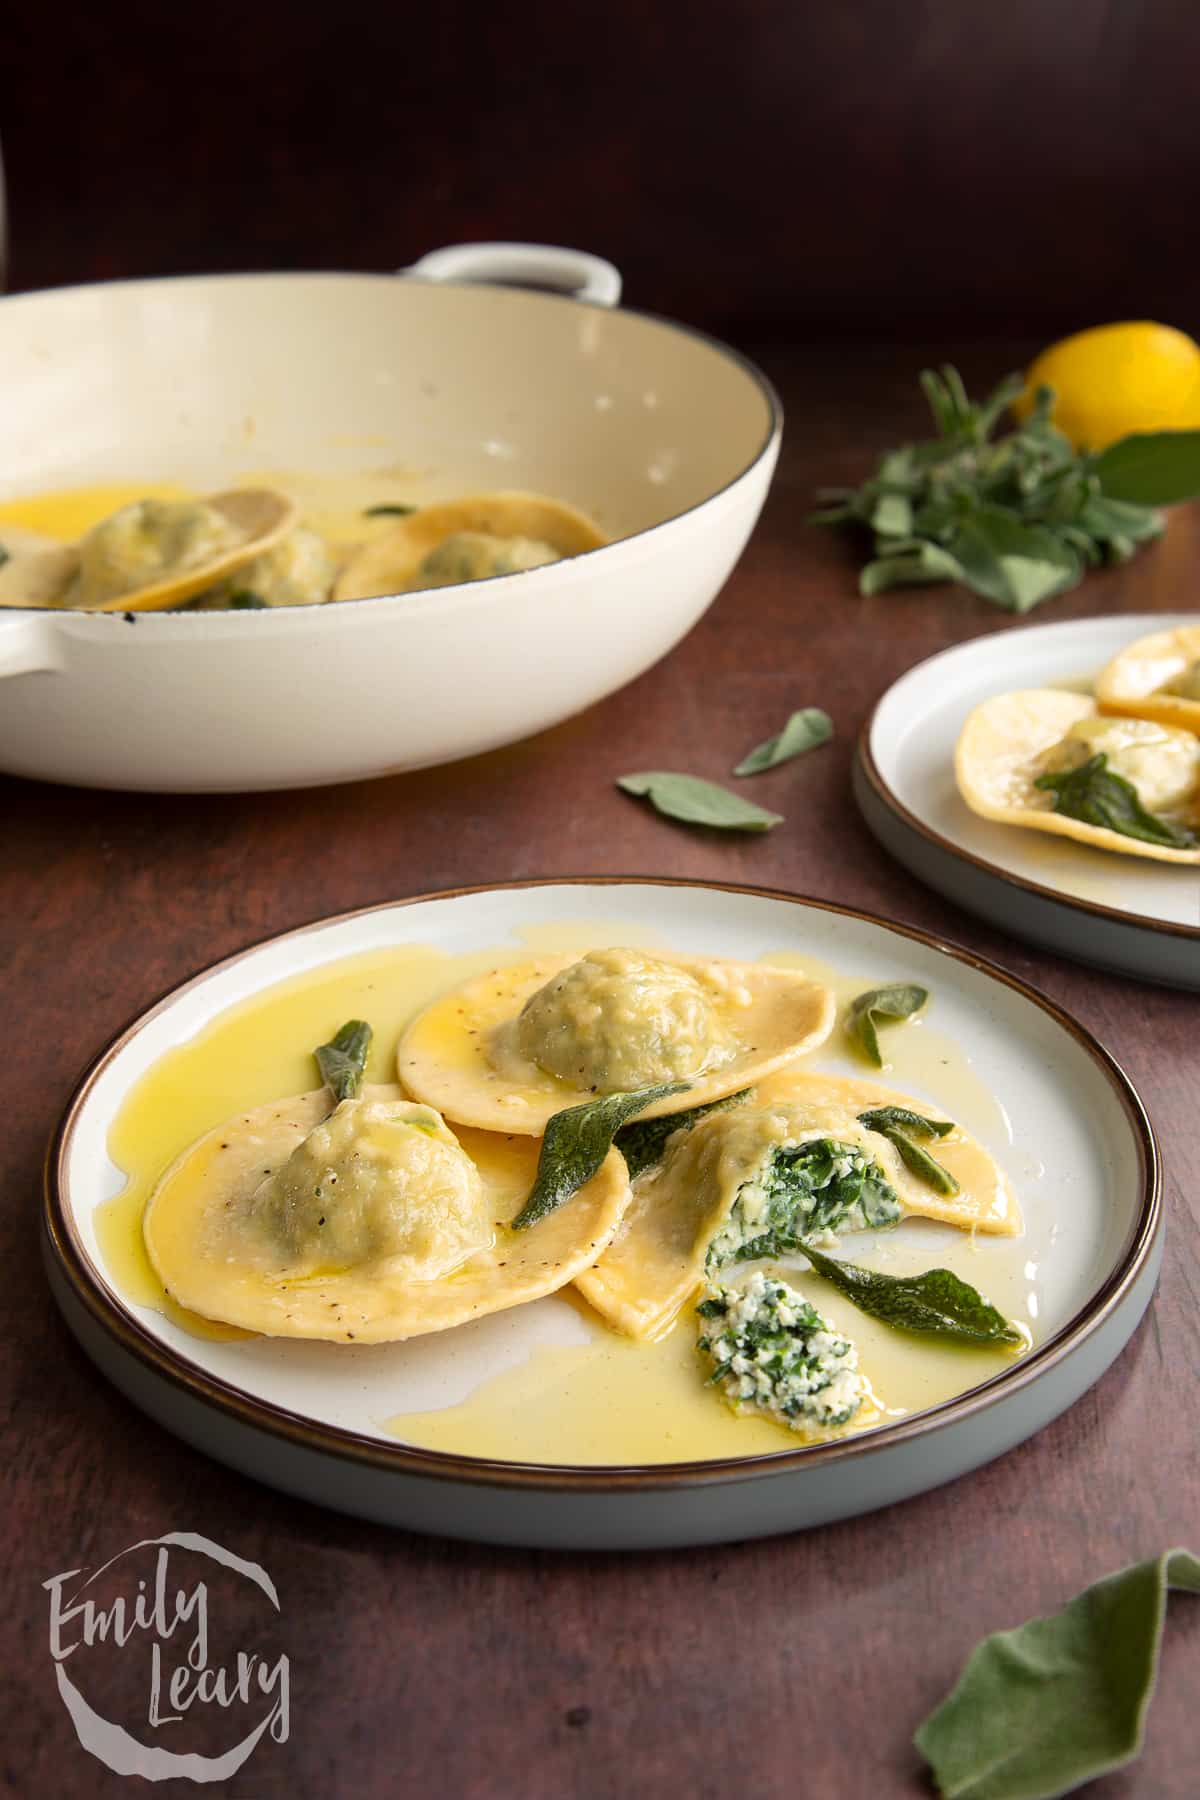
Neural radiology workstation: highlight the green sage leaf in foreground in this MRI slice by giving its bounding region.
[1034,752,1198,849]
[858,1106,960,1197]
[734,707,833,776]
[362,502,417,517]
[512,1082,688,1229]
[1092,430,1200,505]
[801,1242,1021,1345]
[847,983,928,1067]
[615,1089,753,1180]
[315,1019,373,1103]
[617,771,783,833]
[915,1549,1200,1800]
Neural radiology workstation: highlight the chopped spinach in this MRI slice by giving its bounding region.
[707,1138,901,1269]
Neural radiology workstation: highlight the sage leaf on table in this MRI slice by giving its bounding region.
[1035,753,1198,849]
[315,1019,373,1103]
[915,1548,1200,1800]
[362,503,417,517]
[847,983,928,1067]
[857,1106,960,1196]
[734,707,833,775]
[615,1089,753,1180]
[512,1082,688,1229]
[617,771,783,833]
[811,366,1200,611]
[801,1242,1021,1345]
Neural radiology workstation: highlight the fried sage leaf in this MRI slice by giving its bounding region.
[512,1082,688,1229]
[363,503,417,517]
[915,1549,1200,1800]
[801,1242,1021,1345]
[315,1019,373,1103]
[847,984,929,1067]
[615,1089,753,1180]
[857,1106,960,1196]
[734,707,833,776]
[1034,752,1197,848]
[227,588,269,610]
[617,771,783,832]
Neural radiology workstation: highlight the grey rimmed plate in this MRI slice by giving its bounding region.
[854,613,1200,988]
[43,880,1160,1550]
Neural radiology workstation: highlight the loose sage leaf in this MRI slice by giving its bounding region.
[858,1106,960,1196]
[1034,752,1197,849]
[363,503,417,517]
[227,589,269,610]
[1093,430,1200,506]
[857,1106,954,1139]
[617,771,783,833]
[512,1082,689,1229]
[847,984,928,1067]
[734,707,833,776]
[315,1019,373,1103]
[915,1549,1200,1800]
[801,1242,1021,1345]
[615,1089,753,1179]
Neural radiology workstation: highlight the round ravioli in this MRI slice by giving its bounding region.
[955,688,1200,864]
[1094,622,1200,734]
[575,1069,1020,1341]
[397,947,837,1135]
[143,1083,629,1342]
[333,490,606,601]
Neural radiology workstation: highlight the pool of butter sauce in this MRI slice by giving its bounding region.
[97,922,1036,1465]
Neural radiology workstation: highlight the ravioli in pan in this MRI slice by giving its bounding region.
[142,1024,629,1343]
[396,947,837,1134]
[1094,621,1200,736]
[955,688,1200,862]
[576,1069,1021,1341]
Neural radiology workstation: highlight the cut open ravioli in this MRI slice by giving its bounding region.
[1094,622,1200,735]
[955,688,1200,864]
[397,947,837,1135]
[575,1069,1020,1341]
[143,1083,629,1342]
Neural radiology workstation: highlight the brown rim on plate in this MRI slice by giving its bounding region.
[856,662,1200,946]
[43,878,1161,1494]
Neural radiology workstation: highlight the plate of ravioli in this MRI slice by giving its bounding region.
[43,880,1159,1549]
[855,614,1200,989]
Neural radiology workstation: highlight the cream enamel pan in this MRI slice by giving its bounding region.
[43,880,1161,1551]
[0,245,780,792]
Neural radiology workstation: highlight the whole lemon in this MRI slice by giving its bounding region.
[1017,321,1200,450]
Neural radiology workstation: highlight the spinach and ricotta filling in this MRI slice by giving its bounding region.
[697,1271,865,1431]
[705,1135,901,1270]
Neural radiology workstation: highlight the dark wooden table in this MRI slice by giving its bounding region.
[4,345,1196,1796]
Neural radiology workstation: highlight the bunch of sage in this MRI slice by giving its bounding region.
[812,366,1200,609]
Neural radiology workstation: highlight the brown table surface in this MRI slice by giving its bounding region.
[4,343,1197,1797]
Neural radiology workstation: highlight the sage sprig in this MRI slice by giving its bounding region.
[512,1082,688,1230]
[734,707,833,775]
[615,1089,753,1180]
[800,1242,1020,1345]
[848,984,928,1067]
[812,366,1200,610]
[315,1020,372,1103]
[1035,752,1198,848]
[858,1106,960,1197]
[617,772,783,833]
[915,1549,1200,1799]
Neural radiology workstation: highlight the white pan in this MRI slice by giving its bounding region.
[0,243,780,792]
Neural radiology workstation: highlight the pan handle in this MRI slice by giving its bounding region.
[403,242,622,309]
[0,613,59,678]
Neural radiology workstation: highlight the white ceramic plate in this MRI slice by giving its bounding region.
[855,614,1200,988]
[44,881,1159,1550]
